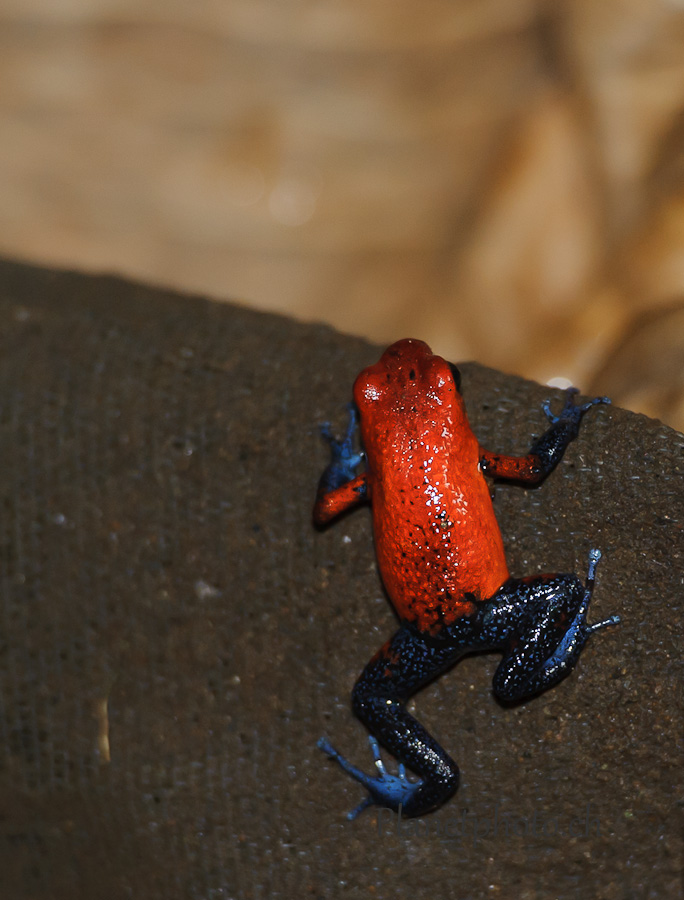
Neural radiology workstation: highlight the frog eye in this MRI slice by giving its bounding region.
[448,363,462,393]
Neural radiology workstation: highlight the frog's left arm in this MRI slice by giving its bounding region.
[479,388,610,486]
[313,474,368,526]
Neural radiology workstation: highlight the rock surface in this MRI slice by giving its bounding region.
[0,258,681,899]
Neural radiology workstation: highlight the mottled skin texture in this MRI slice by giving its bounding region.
[314,340,620,818]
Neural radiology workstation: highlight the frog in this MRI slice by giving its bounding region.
[314,338,620,819]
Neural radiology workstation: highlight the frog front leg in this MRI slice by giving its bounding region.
[480,388,610,485]
[313,404,368,526]
[319,625,463,818]
[484,549,620,701]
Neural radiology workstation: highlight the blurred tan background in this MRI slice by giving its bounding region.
[1,0,683,429]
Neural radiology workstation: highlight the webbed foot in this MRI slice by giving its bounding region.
[544,549,620,670]
[318,735,422,819]
[318,404,364,490]
[542,388,611,428]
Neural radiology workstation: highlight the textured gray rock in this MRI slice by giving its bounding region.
[0,258,680,899]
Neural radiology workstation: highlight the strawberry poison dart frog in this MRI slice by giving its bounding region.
[314,339,619,819]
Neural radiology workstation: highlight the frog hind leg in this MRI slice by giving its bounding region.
[318,625,462,818]
[488,549,620,702]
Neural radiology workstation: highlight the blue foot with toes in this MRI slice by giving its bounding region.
[319,404,364,489]
[542,549,621,674]
[318,735,422,819]
[543,388,611,427]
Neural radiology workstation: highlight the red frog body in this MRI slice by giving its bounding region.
[355,341,508,630]
[315,339,619,818]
